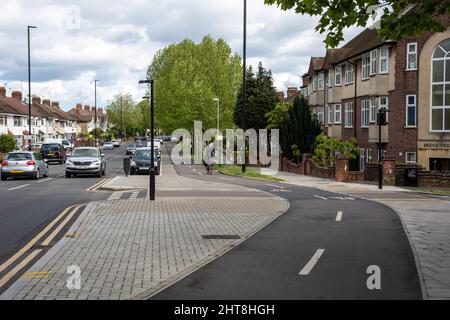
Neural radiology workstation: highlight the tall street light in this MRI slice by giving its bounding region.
[27,25,37,151]
[242,0,247,173]
[139,79,155,201]
[94,80,99,147]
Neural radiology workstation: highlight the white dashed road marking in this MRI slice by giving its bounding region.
[266,184,284,189]
[37,178,53,183]
[313,195,328,200]
[299,249,325,276]
[336,211,343,222]
[8,184,30,191]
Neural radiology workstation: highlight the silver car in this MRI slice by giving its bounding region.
[1,152,49,181]
[65,147,106,178]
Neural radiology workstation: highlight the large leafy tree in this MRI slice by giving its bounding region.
[234,62,279,130]
[106,94,144,138]
[147,35,242,133]
[265,0,450,48]
[280,95,322,160]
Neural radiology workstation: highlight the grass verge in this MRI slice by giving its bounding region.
[410,188,450,196]
[216,165,285,182]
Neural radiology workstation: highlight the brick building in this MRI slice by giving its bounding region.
[302,16,450,172]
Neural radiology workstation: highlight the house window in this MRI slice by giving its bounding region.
[334,104,342,124]
[345,64,354,84]
[379,96,389,122]
[407,43,418,70]
[406,152,417,164]
[370,50,377,75]
[431,39,450,131]
[327,105,333,125]
[0,116,7,126]
[313,75,318,91]
[13,117,22,127]
[318,72,325,90]
[317,106,324,124]
[361,100,370,128]
[345,102,354,128]
[406,95,417,127]
[379,48,389,73]
[362,56,370,80]
[335,66,342,86]
[369,98,377,123]
[328,70,333,87]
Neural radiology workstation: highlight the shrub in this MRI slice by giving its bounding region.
[312,134,361,168]
[0,134,17,153]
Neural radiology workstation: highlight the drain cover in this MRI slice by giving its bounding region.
[202,235,241,240]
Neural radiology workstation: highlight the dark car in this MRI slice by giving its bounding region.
[130,147,161,175]
[126,144,138,155]
[41,143,66,164]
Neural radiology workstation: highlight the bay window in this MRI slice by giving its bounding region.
[335,66,342,86]
[361,100,370,128]
[345,102,353,128]
[379,48,389,73]
[362,56,370,80]
[370,50,377,75]
[345,64,354,84]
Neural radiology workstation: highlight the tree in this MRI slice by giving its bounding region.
[106,94,143,138]
[312,134,361,168]
[0,134,17,153]
[279,95,322,161]
[147,35,242,133]
[234,62,279,130]
[265,102,291,130]
[264,0,450,48]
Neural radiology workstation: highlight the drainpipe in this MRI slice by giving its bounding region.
[347,60,358,139]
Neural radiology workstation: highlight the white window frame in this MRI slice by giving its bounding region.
[405,152,417,164]
[379,48,389,74]
[335,66,342,86]
[369,98,377,123]
[345,102,354,128]
[0,116,7,126]
[370,49,377,75]
[407,43,418,70]
[406,95,417,127]
[318,72,325,90]
[345,64,354,84]
[362,56,370,80]
[361,100,370,128]
[334,104,342,124]
[327,105,333,125]
[13,116,22,127]
[313,75,318,91]
[430,40,450,132]
[379,96,389,123]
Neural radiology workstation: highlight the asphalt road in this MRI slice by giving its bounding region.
[0,146,127,265]
[152,161,423,300]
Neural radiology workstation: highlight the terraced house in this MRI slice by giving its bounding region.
[302,15,450,172]
[0,86,101,148]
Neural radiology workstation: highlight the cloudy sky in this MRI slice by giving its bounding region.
[0,0,364,111]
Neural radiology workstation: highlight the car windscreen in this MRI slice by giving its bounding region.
[133,150,156,160]
[6,153,32,161]
[71,149,100,157]
[128,144,137,148]
[41,144,60,152]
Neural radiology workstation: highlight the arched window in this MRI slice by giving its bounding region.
[431,39,450,131]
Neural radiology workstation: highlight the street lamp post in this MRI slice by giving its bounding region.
[139,79,155,201]
[94,80,99,147]
[377,107,387,190]
[242,0,247,173]
[27,25,37,151]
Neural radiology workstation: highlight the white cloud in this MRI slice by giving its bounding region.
[0,0,364,110]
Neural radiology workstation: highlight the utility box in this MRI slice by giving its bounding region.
[405,168,418,187]
[123,157,131,177]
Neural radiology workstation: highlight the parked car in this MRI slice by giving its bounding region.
[130,147,161,175]
[1,152,49,181]
[146,139,161,151]
[103,142,114,150]
[126,144,138,155]
[31,143,43,149]
[112,140,121,148]
[45,138,74,150]
[41,143,66,164]
[65,147,106,178]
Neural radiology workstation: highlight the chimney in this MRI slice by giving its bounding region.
[12,91,23,101]
[98,108,103,114]
[32,96,41,105]
[43,99,51,106]
[76,103,82,110]
[84,105,90,111]
[91,106,96,112]
[276,91,285,101]
[51,102,60,109]
[0,87,6,97]
[287,87,298,98]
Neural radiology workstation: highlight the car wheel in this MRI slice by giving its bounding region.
[96,170,102,178]
[1,174,7,181]
[34,170,40,180]
[66,172,72,178]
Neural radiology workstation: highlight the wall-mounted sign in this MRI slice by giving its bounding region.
[419,142,450,150]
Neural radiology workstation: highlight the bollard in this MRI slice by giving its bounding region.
[123,157,131,177]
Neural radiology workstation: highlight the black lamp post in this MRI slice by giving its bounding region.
[241,0,247,173]
[139,79,155,201]
[378,107,388,190]
[27,25,37,151]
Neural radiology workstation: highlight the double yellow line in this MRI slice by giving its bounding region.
[87,178,112,192]
[0,205,82,289]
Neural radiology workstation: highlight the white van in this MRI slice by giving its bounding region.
[45,139,74,150]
